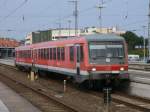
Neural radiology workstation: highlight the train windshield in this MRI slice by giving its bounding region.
[89,42,125,64]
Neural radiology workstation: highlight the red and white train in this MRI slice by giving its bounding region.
[15,34,129,84]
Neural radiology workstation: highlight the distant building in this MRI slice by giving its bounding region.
[0,38,19,47]
[51,28,81,40]
[25,26,125,45]
[81,27,97,35]
[81,26,125,35]
[25,29,81,45]
[0,38,20,58]
[25,31,51,45]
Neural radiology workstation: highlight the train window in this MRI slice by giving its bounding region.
[42,49,45,59]
[40,49,41,59]
[106,45,124,58]
[19,51,21,58]
[57,48,61,60]
[29,50,30,58]
[38,49,40,59]
[80,46,84,61]
[26,50,28,58]
[24,51,26,58]
[36,49,38,59]
[24,51,25,58]
[44,48,47,59]
[53,48,56,60]
[61,47,65,61]
[41,49,43,59]
[36,50,38,59]
[29,50,31,58]
[22,51,24,58]
[22,51,23,58]
[49,48,52,60]
[90,45,106,59]
[39,49,40,59]
[27,50,29,58]
[47,48,49,59]
[69,46,74,61]
[21,51,23,58]
[20,51,21,58]
[43,49,45,59]
[29,50,33,58]
[40,49,42,59]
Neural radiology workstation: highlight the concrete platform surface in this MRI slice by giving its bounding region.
[0,59,15,66]
[0,82,41,112]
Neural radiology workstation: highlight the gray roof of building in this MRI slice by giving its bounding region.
[83,34,125,42]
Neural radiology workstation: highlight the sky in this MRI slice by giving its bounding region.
[0,0,149,40]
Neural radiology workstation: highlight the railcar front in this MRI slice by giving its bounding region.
[78,34,129,87]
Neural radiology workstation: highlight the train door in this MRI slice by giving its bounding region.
[75,44,81,82]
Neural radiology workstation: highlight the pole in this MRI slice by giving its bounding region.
[103,88,112,112]
[97,0,104,33]
[75,0,78,37]
[143,26,146,63]
[59,22,61,37]
[148,0,150,59]
[56,22,61,38]
[68,20,71,37]
[69,0,78,37]
[63,80,67,93]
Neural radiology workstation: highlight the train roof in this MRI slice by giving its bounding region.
[16,34,125,50]
[83,34,125,42]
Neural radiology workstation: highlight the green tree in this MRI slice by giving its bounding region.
[121,31,147,57]
[121,31,142,50]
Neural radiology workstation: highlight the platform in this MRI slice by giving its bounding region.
[0,82,41,112]
[0,59,15,66]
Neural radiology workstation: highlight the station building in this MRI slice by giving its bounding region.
[0,38,20,58]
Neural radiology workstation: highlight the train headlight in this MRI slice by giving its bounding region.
[92,68,96,72]
[120,67,124,71]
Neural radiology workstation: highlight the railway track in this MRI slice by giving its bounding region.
[32,76,150,112]
[0,66,81,112]
[112,93,150,112]
[89,91,150,112]
[129,63,150,71]
[0,63,150,112]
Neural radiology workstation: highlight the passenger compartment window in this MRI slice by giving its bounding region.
[61,47,65,61]
[41,49,44,59]
[57,47,61,60]
[53,48,56,60]
[80,46,84,62]
[49,48,52,60]
[69,46,74,61]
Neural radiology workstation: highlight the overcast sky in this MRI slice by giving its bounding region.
[0,0,149,40]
